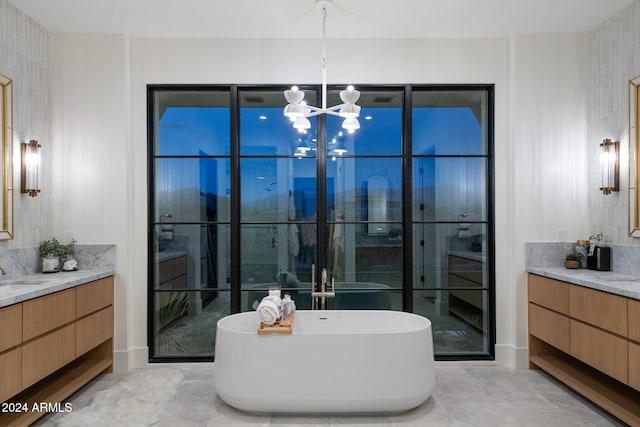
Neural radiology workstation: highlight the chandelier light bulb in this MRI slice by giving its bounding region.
[342,117,360,133]
[339,103,361,118]
[293,117,312,131]
[283,103,305,120]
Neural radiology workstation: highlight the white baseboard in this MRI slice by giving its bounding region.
[495,344,529,369]
[113,347,149,372]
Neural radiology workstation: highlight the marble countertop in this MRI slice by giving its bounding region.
[0,269,115,308]
[527,267,640,300]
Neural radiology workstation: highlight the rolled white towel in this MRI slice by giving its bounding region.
[257,296,281,325]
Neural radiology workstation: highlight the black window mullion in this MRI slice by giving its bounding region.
[402,85,413,312]
[230,85,241,314]
[146,85,157,359]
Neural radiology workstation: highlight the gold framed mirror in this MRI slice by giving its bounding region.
[0,74,14,240]
[629,75,640,237]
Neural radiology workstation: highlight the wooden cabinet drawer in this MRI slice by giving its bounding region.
[629,299,640,342]
[0,304,22,352]
[22,288,76,341]
[159,255,187,283]
[448,255,482,283]
[630,342,640,391]
[76,277,114,318]
[570,320,628,384]
[528,303,570,353]
[0,347,21,402]
[76,306,113,357]
[528,274,569,314]
[570,286,627,336]
[21,324,76,389]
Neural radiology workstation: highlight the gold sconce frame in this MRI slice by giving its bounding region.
[600,138,619,195]
[21,139,41,197]
[629,75,640,237]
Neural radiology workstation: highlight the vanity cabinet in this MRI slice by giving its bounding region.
[0,276,114,426]
[528,273,640,425]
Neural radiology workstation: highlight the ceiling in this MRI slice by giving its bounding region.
[9,0,635,39]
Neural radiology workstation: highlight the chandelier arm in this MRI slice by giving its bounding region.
[302,104,348,118]
[324,109,345,117]
[304,110,327,118]
[303,105,325,112]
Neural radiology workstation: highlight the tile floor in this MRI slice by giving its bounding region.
[33,364,625,427]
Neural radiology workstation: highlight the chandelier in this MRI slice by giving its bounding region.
[283,0,361,133]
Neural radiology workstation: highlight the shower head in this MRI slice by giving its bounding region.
[265,182,277,191]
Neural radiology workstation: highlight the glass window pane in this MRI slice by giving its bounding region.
[326,223,402,289]
[240,223,316,287]
[154,290,229,358]
[412,157,487,222]
[240,89,318,156]
[154,158,230,222]
[327,157,402,222]
[326,89,403,155]
[413,290,488,354]
[412,223,488,289]
[412,90,487,155]
[153,224,231,291]
[155,90,230,156]
[241,157,316,222]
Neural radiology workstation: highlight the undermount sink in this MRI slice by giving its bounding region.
[592,275,640,282]
[0,279,48,286]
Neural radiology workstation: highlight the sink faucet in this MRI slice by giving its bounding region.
[311,265,335,310]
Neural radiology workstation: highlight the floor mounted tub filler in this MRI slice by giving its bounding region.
[214,310,435,414]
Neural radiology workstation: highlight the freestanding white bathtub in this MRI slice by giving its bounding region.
[214,310,435,414]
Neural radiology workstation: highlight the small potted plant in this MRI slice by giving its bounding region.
[39,237,77,273]
[60,239,77,271]
[564,253,581,269]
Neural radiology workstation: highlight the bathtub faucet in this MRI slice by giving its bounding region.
[311,266,335,310]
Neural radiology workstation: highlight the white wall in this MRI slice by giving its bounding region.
[507,34,589,367]
[50,33,134,370]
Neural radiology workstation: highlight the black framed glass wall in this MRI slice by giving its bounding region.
[148,88,232,361]
[411,88,494,358]
[148,84,494,362]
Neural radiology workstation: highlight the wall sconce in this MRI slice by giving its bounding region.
[21,139,41,197]
[599,138,619,195]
